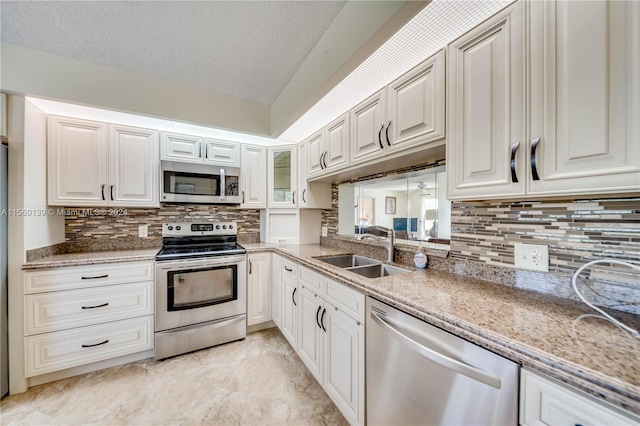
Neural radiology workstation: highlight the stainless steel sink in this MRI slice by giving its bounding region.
[346,264,410,278]
[316,254,381,268]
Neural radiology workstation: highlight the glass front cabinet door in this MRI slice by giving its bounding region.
[268,146,297,208]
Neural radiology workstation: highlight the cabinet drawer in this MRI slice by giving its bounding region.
[282,259,298,277]
[25,281,154,335]
[24,261,154,294]
[324,279,365,323]
[25,316,154,377]
[520,368,639,426]
[299,266,325,296]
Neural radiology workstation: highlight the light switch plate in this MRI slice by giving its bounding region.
[321,226,328,237]
[138,225,148,238]
[514,243,549,272]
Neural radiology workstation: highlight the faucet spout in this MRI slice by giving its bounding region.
[356,226,395,263]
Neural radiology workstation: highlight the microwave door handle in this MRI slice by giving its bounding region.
[220,168,225,197]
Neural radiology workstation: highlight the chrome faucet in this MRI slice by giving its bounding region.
[357,226,395,263]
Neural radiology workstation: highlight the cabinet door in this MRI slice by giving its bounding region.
[272,254,282,328]
[325,113,349,171]
[280,273,298,350]
[48,116,109,206]
[323,306,365,426]
[350,89,386,166]
[297,287,323,383]
[109,125,159,207]
[528,0,640,196]
[298,141,308,208]
[387,50,445,153]
[247,253,271,326]
[306,130,324,178]
[240,144,266,208]
[447,1,526,200]
[268,146,298,208]
[203,139,240,167]
[160,132,202,163]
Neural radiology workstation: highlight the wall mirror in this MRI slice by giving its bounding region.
[338,167,451,248]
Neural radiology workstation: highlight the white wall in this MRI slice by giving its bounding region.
[23,99,65,250]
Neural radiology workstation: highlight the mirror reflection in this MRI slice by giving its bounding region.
[338,167,451,247]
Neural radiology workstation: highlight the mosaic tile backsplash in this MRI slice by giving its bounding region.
[64,204,261,243]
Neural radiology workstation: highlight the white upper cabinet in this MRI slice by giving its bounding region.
[48,116,109,206]
[350,88,387,166]
[268,145,298,208]
[324,113,349,171]
[447,1,526,200]
[447,0,639,201]
[387,49,446,153]
[306,130,324,177]
[240,144,266,208]
[48,116,159,207]
[203,139,241,167]
[109,125,159,207]
[528,0,640,196]
[160,132,202,164]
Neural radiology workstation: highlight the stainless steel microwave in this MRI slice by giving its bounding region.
[161,161,241,204]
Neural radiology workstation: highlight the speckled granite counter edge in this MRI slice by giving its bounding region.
[22,250,160,270]
[246,246,640,416]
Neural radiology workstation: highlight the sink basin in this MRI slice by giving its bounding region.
[346,264,411,278]
[317,254,381,268]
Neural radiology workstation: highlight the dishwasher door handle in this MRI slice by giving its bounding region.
[370,310,502,389]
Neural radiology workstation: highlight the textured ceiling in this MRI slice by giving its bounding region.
[1,0,346,106]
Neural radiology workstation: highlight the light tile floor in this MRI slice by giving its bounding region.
[0,328,347,425]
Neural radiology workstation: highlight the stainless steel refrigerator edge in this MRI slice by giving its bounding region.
[366,297,519,425]
[1,144,8,397]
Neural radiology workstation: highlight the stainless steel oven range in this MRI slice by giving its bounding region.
[155,222,246,360]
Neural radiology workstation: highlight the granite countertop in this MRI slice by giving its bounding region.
[22,248,161,270]
[21,242,640,415]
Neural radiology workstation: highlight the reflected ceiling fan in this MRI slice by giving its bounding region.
[416,182,432,196]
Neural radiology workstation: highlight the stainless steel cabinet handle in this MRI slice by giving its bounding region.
[302,189,307,204]
[316,305,322,329]
[385,121,391,146]
[530,137,541,181]
[320,308,327,332]
[82,339,109,348]
[370,310,502,389]
[81,274,108,280]
[378,124,384,149]
[322,151,328,169]
[101,184,105,201]
[510,142,520,183]
[292,287,297,306]
[82,302,109,310]
[110,185,114,201]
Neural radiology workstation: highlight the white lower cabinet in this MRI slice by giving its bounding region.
[297,287,323,382]
[22,261,155,379]
[280,262,299,350]
[247,252,272,326]
[520,368,639,426]
[271,254,282,328]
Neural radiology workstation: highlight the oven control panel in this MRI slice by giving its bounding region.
[162,222,238,236]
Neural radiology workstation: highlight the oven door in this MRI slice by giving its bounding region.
[156,255,246,332]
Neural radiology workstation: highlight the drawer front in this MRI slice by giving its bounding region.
[24,261,154,294]
[324,279,365,322]
[282,258,298,278]
[25,281,154,335]
[520,369,639,426]
[298,266,325,296]
[25,316,154,377]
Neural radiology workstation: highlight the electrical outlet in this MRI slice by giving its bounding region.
[321,226,328,237]
[514,243,549,272]
[138,225,148,238]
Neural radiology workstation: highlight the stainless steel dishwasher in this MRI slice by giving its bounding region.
[367,297,519,425]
